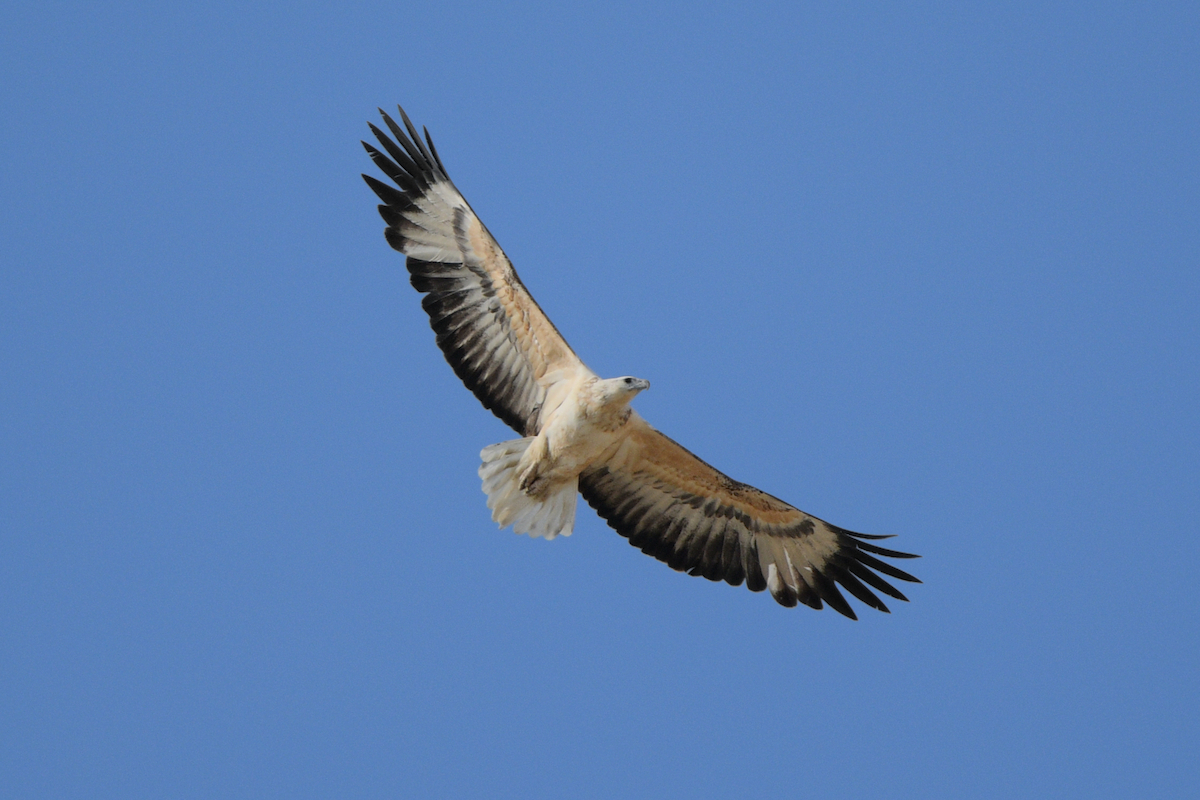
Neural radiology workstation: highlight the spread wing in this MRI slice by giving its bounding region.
[362,106,586,436]
[579,418,920,618]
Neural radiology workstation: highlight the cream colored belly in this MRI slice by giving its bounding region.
[518,411,624,497]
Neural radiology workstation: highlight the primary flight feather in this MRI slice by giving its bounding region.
[362,106,920,618]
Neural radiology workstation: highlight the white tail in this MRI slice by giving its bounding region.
[479,438,578,540]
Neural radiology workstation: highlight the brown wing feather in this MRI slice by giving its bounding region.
[578,418,920,618]
[362,106,585,436]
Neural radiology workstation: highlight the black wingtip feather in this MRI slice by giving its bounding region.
[397,105,436,165]
[855,551,922,584]
[855,540,921,559]
[378,113,432,183]
[362,174,405,206]
[828,565,890,613]
[810,571,857,620]
[424,127,449,177]
[363,142,419,191]
[368,122,424,183]
[797,584,823,611]
[843,558,911,601]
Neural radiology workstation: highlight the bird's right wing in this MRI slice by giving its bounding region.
[363,107,588,436]
[579,417,920,617]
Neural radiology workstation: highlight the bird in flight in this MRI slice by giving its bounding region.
[362,106,920,618]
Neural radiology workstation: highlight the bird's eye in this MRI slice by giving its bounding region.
[624,378,632,385]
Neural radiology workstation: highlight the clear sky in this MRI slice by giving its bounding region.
[2,1,1197,797]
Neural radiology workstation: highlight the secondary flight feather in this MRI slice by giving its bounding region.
[362,106,920,618]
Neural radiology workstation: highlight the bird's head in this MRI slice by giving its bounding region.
[598,375,650,405]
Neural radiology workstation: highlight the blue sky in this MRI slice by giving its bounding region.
[2,1,1198,797]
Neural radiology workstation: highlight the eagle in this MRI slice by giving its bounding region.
[362,106,920,618]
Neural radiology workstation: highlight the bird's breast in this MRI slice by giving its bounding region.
[538,405,629,481]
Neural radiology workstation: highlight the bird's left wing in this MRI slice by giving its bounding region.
[579,417,920,617]
[362,107,586,436]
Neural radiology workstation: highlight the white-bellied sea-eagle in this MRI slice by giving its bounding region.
[362,106,920,618]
